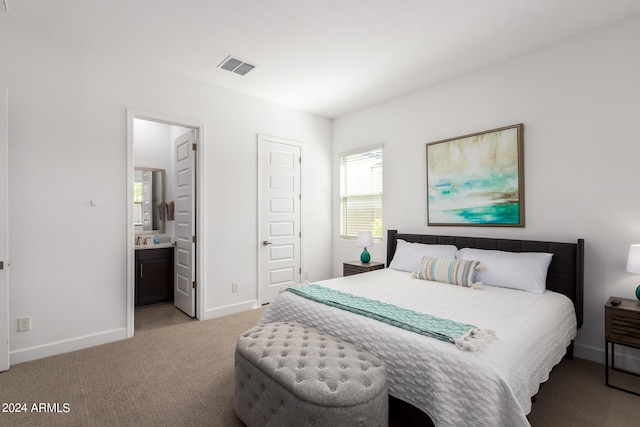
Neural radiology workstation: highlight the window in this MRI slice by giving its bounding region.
[340,145,383,240]
[133,182,143,226]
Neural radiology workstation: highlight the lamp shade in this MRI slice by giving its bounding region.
[356,231,374,248]
[627,244,640,274]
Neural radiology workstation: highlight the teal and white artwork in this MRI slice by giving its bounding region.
[426,124,524,226]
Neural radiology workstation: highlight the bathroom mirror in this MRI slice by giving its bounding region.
[134,167,166,234]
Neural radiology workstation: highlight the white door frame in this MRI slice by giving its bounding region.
[126,110,206,337]
[257,134,303,305]
[0,86,8,371]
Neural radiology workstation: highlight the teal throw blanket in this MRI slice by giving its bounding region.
[288,284,487,347]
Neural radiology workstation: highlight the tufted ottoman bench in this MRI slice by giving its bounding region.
[234,321,388,427]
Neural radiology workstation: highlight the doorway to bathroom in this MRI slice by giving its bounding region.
[126,110,205,337]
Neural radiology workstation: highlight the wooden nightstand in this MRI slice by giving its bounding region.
[605,296,640,395]
[343,261,385,276]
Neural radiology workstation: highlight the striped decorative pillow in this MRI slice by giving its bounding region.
[413,257,485,289]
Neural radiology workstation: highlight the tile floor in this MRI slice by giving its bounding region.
[134,302,194,332]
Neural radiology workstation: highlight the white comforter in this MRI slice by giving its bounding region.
[260,268,577,427]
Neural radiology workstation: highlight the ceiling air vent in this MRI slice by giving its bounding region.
[217,55,256,76]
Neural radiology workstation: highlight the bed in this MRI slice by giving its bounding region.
[260,230,584,427]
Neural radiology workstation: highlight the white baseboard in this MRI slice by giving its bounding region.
[575,342,605,364]
[9,328,128,366]
[9,302,260,366]
[576,342,640,371]
[203,300,259,320]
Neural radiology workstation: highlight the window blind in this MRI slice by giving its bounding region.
[340,146,383,239]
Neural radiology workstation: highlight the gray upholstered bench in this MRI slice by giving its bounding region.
[234,321,388,427]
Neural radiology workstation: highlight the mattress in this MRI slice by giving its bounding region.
[260,268,577,427]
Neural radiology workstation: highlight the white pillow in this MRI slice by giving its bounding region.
[456,248,553,294]
[389,239,458,272]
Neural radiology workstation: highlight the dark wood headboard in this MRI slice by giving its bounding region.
[386,230,585,329]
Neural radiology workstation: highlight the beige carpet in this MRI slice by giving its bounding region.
[1,305,639,426]
[0,306,262,427]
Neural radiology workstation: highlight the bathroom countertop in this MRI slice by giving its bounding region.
[135,243,175,250]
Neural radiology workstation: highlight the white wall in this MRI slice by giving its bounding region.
[133,119,171,174]
[1,23,332,364]
[332,15,640,364]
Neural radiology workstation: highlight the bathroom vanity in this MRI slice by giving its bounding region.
[135,244,174,306]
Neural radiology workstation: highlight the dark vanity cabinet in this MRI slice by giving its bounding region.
[135,247,174,306]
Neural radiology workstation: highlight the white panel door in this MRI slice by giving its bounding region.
[174,130,196,317]
[0,87,8,371]
[259,136,301,304]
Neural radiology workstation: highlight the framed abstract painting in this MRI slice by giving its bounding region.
[426,123,524,227]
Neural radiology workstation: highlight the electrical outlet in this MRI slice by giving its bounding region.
[232,282,239,292]
[304,272,309,280]
[18,316,31,332]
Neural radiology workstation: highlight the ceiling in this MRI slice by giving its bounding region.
[3,0,640,118]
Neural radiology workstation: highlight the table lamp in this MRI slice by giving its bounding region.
[625,244,640,300]
[356,231,373,263]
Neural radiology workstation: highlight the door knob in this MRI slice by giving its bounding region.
[262,241,273,246]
